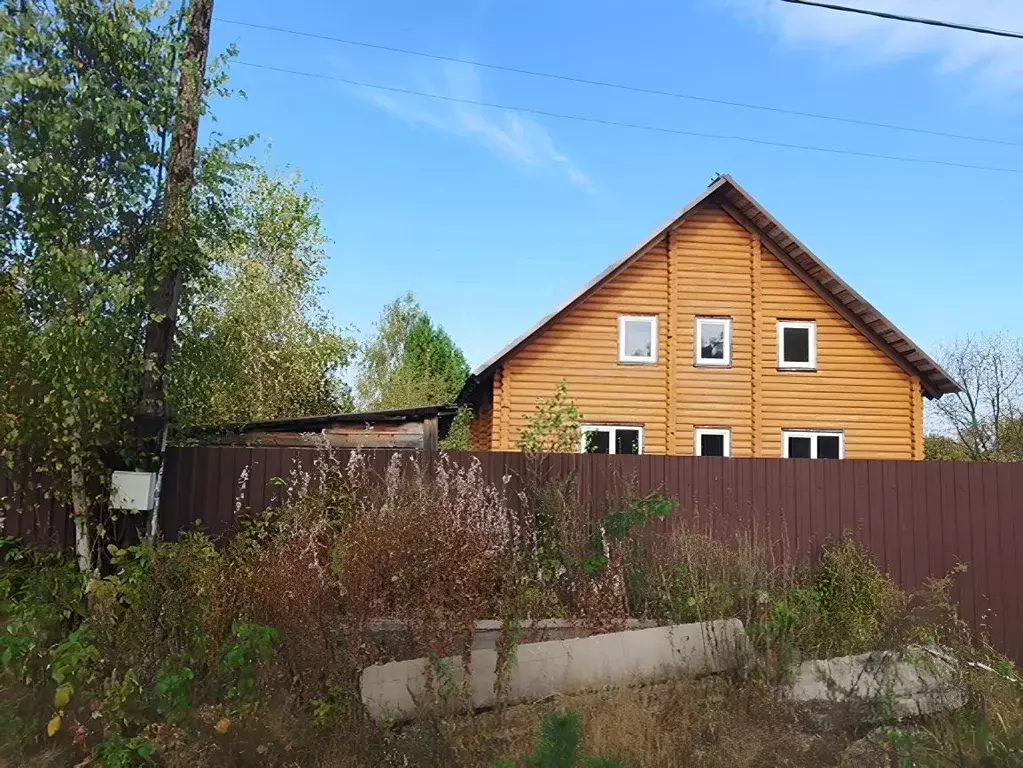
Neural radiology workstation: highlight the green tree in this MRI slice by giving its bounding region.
[924,435,972,461]
[355,294,469,410]
[0,0,241,571]
[169,169,356,427]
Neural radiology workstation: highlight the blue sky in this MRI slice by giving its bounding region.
[208,0,1023,370]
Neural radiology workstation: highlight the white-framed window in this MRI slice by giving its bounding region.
[695,317,732,367]
[695,428,731,457]
[777,320,817,370]
[581,425,644,455]
[618,316,658,364]
[782,430,844,459]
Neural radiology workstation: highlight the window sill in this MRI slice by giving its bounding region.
[618,359,659,366]
[695,362,733,369]
[777,366,817,372]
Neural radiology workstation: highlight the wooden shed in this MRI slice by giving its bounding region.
[189,406,458,453]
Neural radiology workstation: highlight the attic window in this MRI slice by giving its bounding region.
[618,316,658,364]
[778,321,816,370]
[696,318,732,367]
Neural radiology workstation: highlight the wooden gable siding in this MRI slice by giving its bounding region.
[500,240,670,453]
[489,201,923,459]
[669,206,754,455]
[758,247,921,459]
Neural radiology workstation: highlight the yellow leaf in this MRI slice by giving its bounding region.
[47,714,62,737]
[214,718,231,735]
[54,682,74,709]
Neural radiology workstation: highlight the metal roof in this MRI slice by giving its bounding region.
[464,175,960,399]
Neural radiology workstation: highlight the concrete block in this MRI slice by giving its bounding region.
[785,646,964,721]
[360,619,745,723]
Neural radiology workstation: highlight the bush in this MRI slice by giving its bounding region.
[329,452,525,666]
[628,528,963,683]
[219,621,279,704]
[629,522,794,629]
[0,538,85,683]
[99,532,218,681]
[753,537,909,663]
[813,539,902,652]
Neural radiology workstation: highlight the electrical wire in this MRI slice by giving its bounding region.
[234,60,1023,176]
[779,1,1023,40]
[215,16,1023,149]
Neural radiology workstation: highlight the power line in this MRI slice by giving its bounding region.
[215,16,1023,149]
[234,60,1023,176]
[779,0,1023,40]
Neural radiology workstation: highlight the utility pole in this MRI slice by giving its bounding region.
[136,0,215,539]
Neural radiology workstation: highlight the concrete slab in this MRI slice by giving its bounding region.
[785,646,964,722]
[360,618,745,723]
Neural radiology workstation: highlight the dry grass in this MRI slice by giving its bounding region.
[629,518,796,627]
[441,678,843,768]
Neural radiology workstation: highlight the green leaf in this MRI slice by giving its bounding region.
[54,682,73,709]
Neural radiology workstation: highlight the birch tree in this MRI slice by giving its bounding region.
[0,0,240,571]
[169,169,357,427]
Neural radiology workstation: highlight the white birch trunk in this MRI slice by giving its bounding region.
[69,426,94,575]
[70,462,93,575]
[145,421,170,541]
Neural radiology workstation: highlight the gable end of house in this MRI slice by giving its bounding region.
[461,175,959,408]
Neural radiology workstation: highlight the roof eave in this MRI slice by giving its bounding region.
[715,175,962,398]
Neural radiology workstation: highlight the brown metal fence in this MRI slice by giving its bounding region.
[3,448,1023,663]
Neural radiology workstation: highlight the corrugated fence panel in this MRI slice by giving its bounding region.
[3,451,1023,663]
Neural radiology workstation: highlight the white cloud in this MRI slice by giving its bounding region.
[358,60,593,190]
[728,1,1023,90]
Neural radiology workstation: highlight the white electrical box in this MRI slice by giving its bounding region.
[110,471,158,511]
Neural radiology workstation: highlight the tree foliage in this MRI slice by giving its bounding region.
[929,334,1023,461]
[923,435,972,462]
[516,383,583,454]
[0,0,242,569]
[2,0,183,478]
[169,169,356,427]
[355,293,468,410]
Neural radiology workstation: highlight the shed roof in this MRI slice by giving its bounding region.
[463,175,959,400]
[188,405,459,437]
